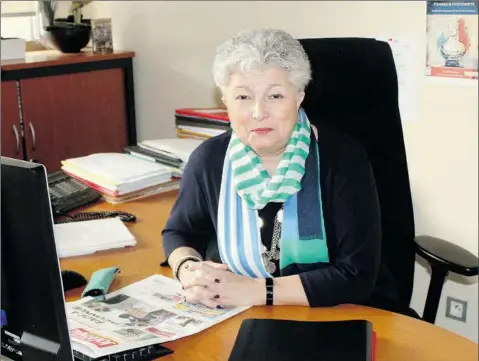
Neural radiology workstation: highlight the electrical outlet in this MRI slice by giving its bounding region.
[446,296,468,322]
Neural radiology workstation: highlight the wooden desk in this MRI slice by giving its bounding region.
[61,191,478,361]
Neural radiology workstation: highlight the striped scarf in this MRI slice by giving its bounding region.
[230,110,311,209]
[217,109,329,278]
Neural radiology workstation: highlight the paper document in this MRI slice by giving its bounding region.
[139,138,203,163]
[61,153,173,195]
[376,35,420,123]
[66,275,250,359]
[53,218,136,258]
[177,125,226,137]
[61,165,172,195]
[62,153,172,185]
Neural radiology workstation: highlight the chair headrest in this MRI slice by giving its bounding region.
[299,37,399,112]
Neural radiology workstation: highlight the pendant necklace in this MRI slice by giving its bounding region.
[261,205,283,274]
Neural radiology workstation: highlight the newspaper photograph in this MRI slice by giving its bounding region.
[66,275,250,359]
[425,1,478,79]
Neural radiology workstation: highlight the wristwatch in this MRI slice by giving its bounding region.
[266,277,274,306]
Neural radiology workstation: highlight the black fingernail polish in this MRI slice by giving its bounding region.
[216,305,223,309]
[215,278,220,283]
[214,294,220,299]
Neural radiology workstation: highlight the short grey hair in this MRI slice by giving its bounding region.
[213,28,312,92]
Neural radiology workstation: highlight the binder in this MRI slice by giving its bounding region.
[123,145,183,168]
[228,318,376,361]
[175,117,231,131]
[175,107,230,123]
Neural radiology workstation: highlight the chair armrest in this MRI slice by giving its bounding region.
[414,235,478,276]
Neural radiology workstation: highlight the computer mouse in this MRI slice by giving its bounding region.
[61,270,88,292]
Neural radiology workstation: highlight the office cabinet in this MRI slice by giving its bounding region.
[1,50,137,172]
[1,81,23,159]
[19,69,128,171]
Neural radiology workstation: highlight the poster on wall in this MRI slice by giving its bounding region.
[376,35,419,122]
[425,1,478,80]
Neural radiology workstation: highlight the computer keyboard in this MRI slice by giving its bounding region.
[73,343,173,361]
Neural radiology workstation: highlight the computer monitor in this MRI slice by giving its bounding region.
[1,157,75,361]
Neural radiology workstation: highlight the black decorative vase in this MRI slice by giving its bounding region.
[46,17,91,53]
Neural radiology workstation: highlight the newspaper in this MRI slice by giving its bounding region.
[66,275,250,359]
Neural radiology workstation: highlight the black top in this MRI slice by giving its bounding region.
[162,127,410,315]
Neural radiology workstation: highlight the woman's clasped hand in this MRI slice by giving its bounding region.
[178,261,264,308]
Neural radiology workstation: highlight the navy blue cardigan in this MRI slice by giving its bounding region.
[162,127,407,313]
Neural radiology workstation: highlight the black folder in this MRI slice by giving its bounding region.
[228,318,376,361]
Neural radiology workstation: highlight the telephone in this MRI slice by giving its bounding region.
[47,170,101,215]
[48,171,137,224]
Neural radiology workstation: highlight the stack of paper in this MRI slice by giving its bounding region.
[175,107,230,140]
[124,138,203,176]
[53,218,136,258]
[61,153,178,203]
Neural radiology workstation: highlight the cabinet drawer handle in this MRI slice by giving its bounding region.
[12,124,20,155]
[29,122,36,151]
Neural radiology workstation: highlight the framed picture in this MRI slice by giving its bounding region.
[425,1,478,80]
[91,18,113,54]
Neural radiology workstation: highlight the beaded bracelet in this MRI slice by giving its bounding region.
[173,256,201,281]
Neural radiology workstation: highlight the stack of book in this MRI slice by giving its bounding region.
[124,138,203,177]
[61,153,180,204]
[175,107,230,140]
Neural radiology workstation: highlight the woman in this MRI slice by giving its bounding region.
[162,28,406,313]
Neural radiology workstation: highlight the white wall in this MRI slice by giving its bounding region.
[0,1,36,14]
[0,1,96,43]
[1,1,37,40]
[89,1,478,341]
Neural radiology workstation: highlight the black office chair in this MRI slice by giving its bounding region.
[298,37,478,324]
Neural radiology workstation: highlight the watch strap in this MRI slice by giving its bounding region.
[266,277,274,306]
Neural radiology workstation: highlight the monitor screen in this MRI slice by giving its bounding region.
[1,157,74,361]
